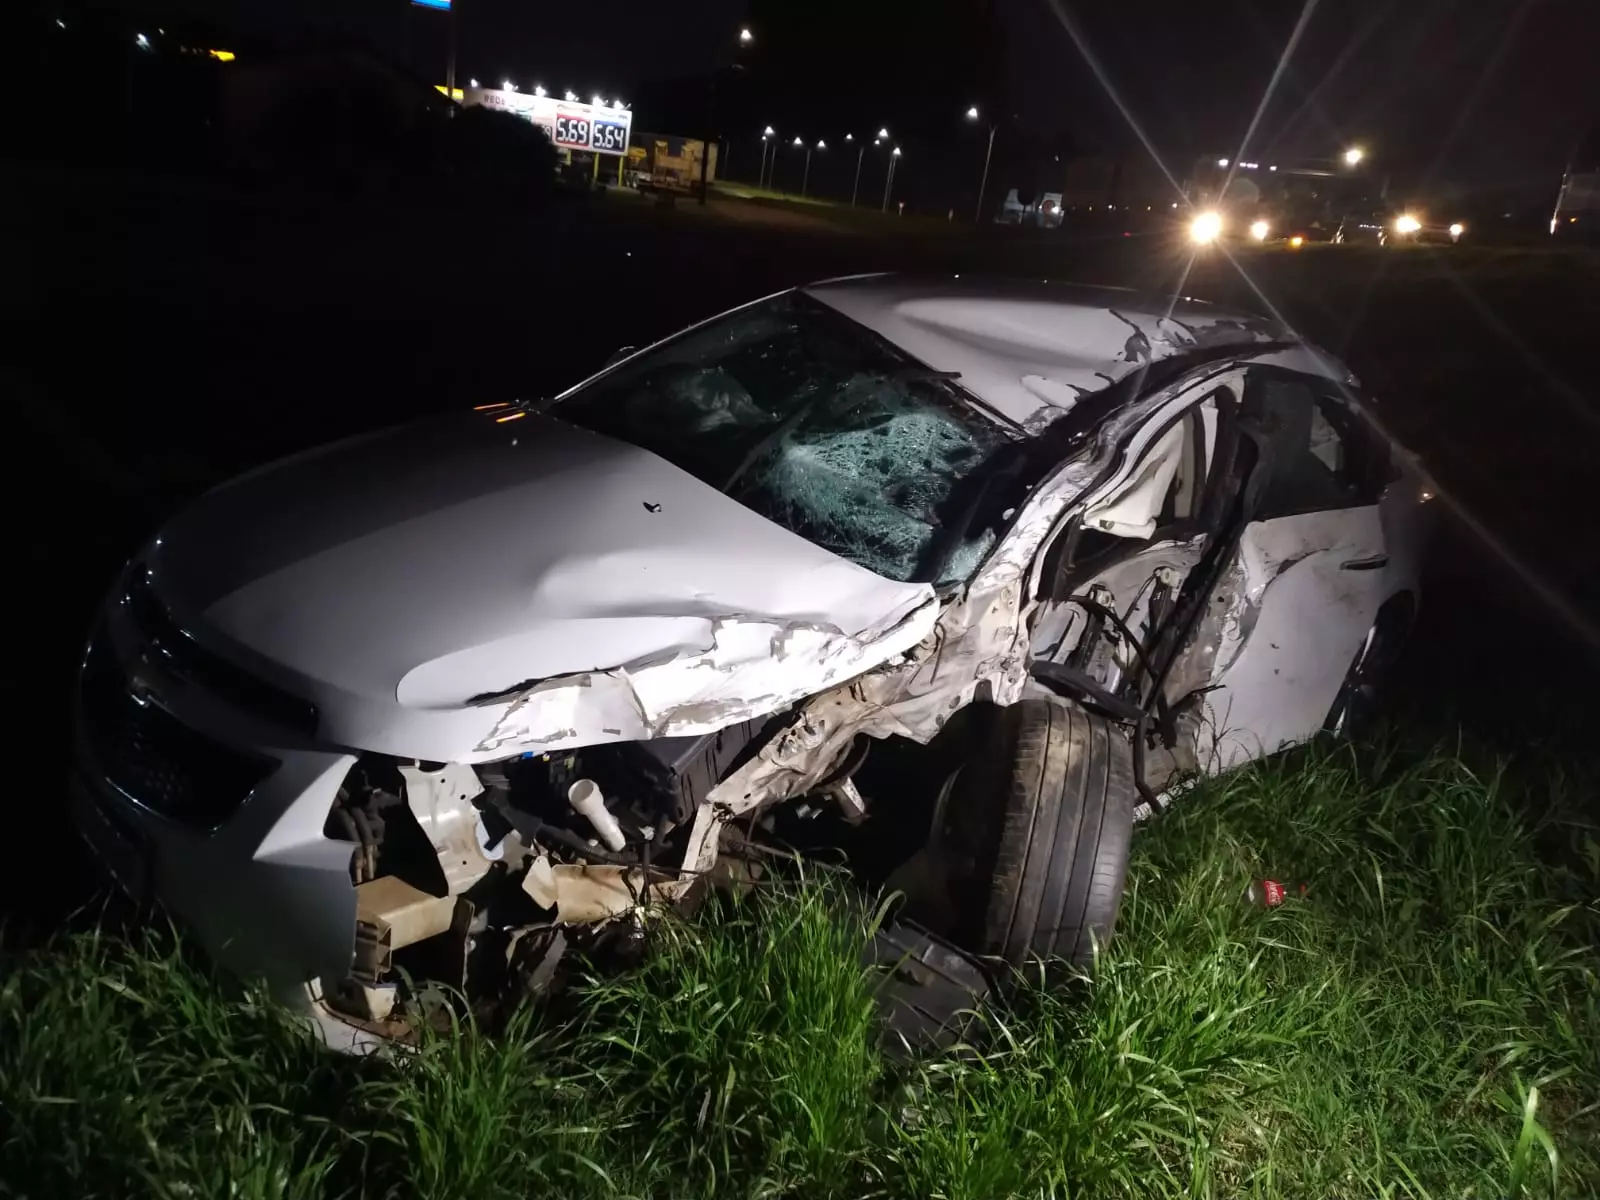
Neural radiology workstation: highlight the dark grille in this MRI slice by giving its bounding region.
[125,568,317,736]
[79,634,277,829]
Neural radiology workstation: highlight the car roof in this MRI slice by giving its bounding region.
[802,274,1293,430]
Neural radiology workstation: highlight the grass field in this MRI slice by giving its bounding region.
[4,739,1595,1199]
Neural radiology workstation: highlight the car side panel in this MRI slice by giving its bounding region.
[1196,505,1391,772]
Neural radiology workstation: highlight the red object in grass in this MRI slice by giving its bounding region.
[1246,878,1309,907]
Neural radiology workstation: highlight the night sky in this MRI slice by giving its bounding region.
[69,0,1600,197]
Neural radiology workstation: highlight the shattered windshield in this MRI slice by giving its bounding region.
[554,294,1021,584]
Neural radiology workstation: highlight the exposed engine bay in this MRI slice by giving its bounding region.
[318,719,814,1032]
[314,522,1212,1037]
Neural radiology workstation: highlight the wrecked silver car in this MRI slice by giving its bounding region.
[70,276,1430,1045]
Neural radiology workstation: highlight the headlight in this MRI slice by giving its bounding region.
[1394,214,1421,235]
[1289,235,1304,248]
[1249,219,1270,241]
[1448,222,1464,239]
[1190,211,1223,244]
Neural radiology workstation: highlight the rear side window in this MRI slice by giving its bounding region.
[1250,376,1385,515]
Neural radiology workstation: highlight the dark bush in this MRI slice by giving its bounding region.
[433,106,558,207]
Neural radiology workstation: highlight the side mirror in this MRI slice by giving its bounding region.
[602,345,638,369]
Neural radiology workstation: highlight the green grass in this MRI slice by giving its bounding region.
[3,740,1597,1198]
[711,181,843,208]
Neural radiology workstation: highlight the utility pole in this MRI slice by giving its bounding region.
[881,148,900,211]
[446,0,456,99]
[701,27,754,205]
[851,142,864,206]
[974,123,996,221]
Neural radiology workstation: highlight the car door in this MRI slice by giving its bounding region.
[1195,368,1396,771]
[1029,383,1232,701]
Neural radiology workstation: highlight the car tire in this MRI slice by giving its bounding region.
[951,700,1135,970]
[1324,595,1414,738]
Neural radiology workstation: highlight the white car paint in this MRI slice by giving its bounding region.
[1200,507,1391,771]
[151,413,936,763]
[68,276,1428,1035]
[805,276,1287,429]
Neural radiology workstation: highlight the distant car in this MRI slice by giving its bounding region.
[1287,222,1335,245]
[1382,213,1465,246]
[995,189,1064,228]
[70,276,1432,1047]
[1334,213,1387,245]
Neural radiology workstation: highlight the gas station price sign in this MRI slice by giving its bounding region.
[471,89,634,157]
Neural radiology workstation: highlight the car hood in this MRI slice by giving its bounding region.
[149,412,937,753]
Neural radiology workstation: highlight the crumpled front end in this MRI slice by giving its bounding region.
[69,546,950,1045]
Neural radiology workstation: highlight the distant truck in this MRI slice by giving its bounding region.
[631,133,718,198]
[995,188,1064,228]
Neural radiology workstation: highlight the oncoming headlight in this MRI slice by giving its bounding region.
[1394,214,1421,235]
[1249,219,1270,241]
[1190,211,1223,244]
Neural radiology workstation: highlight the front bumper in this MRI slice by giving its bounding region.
[70,587,362,993]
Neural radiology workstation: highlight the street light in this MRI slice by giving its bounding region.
[800,138,824,195]
[532,84,545,97]
[503,80,517,92]
[469,77,479,88]
[739,27,754,45]
[759,127,777,188]
[1344,146,1364,166]
[135,32,150,48]
[966,105,998,222]
[878,127,890,140]
[882,146,903,212]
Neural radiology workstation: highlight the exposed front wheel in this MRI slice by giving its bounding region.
[947,700,1135,970]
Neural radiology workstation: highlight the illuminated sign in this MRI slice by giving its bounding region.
[412,0,451,9]
[465,88,633,157]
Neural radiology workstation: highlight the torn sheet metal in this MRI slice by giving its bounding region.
[475,595,940,757]
[673,369,1252,891]
[1029,536,1209,677]
[399,761,497,893]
